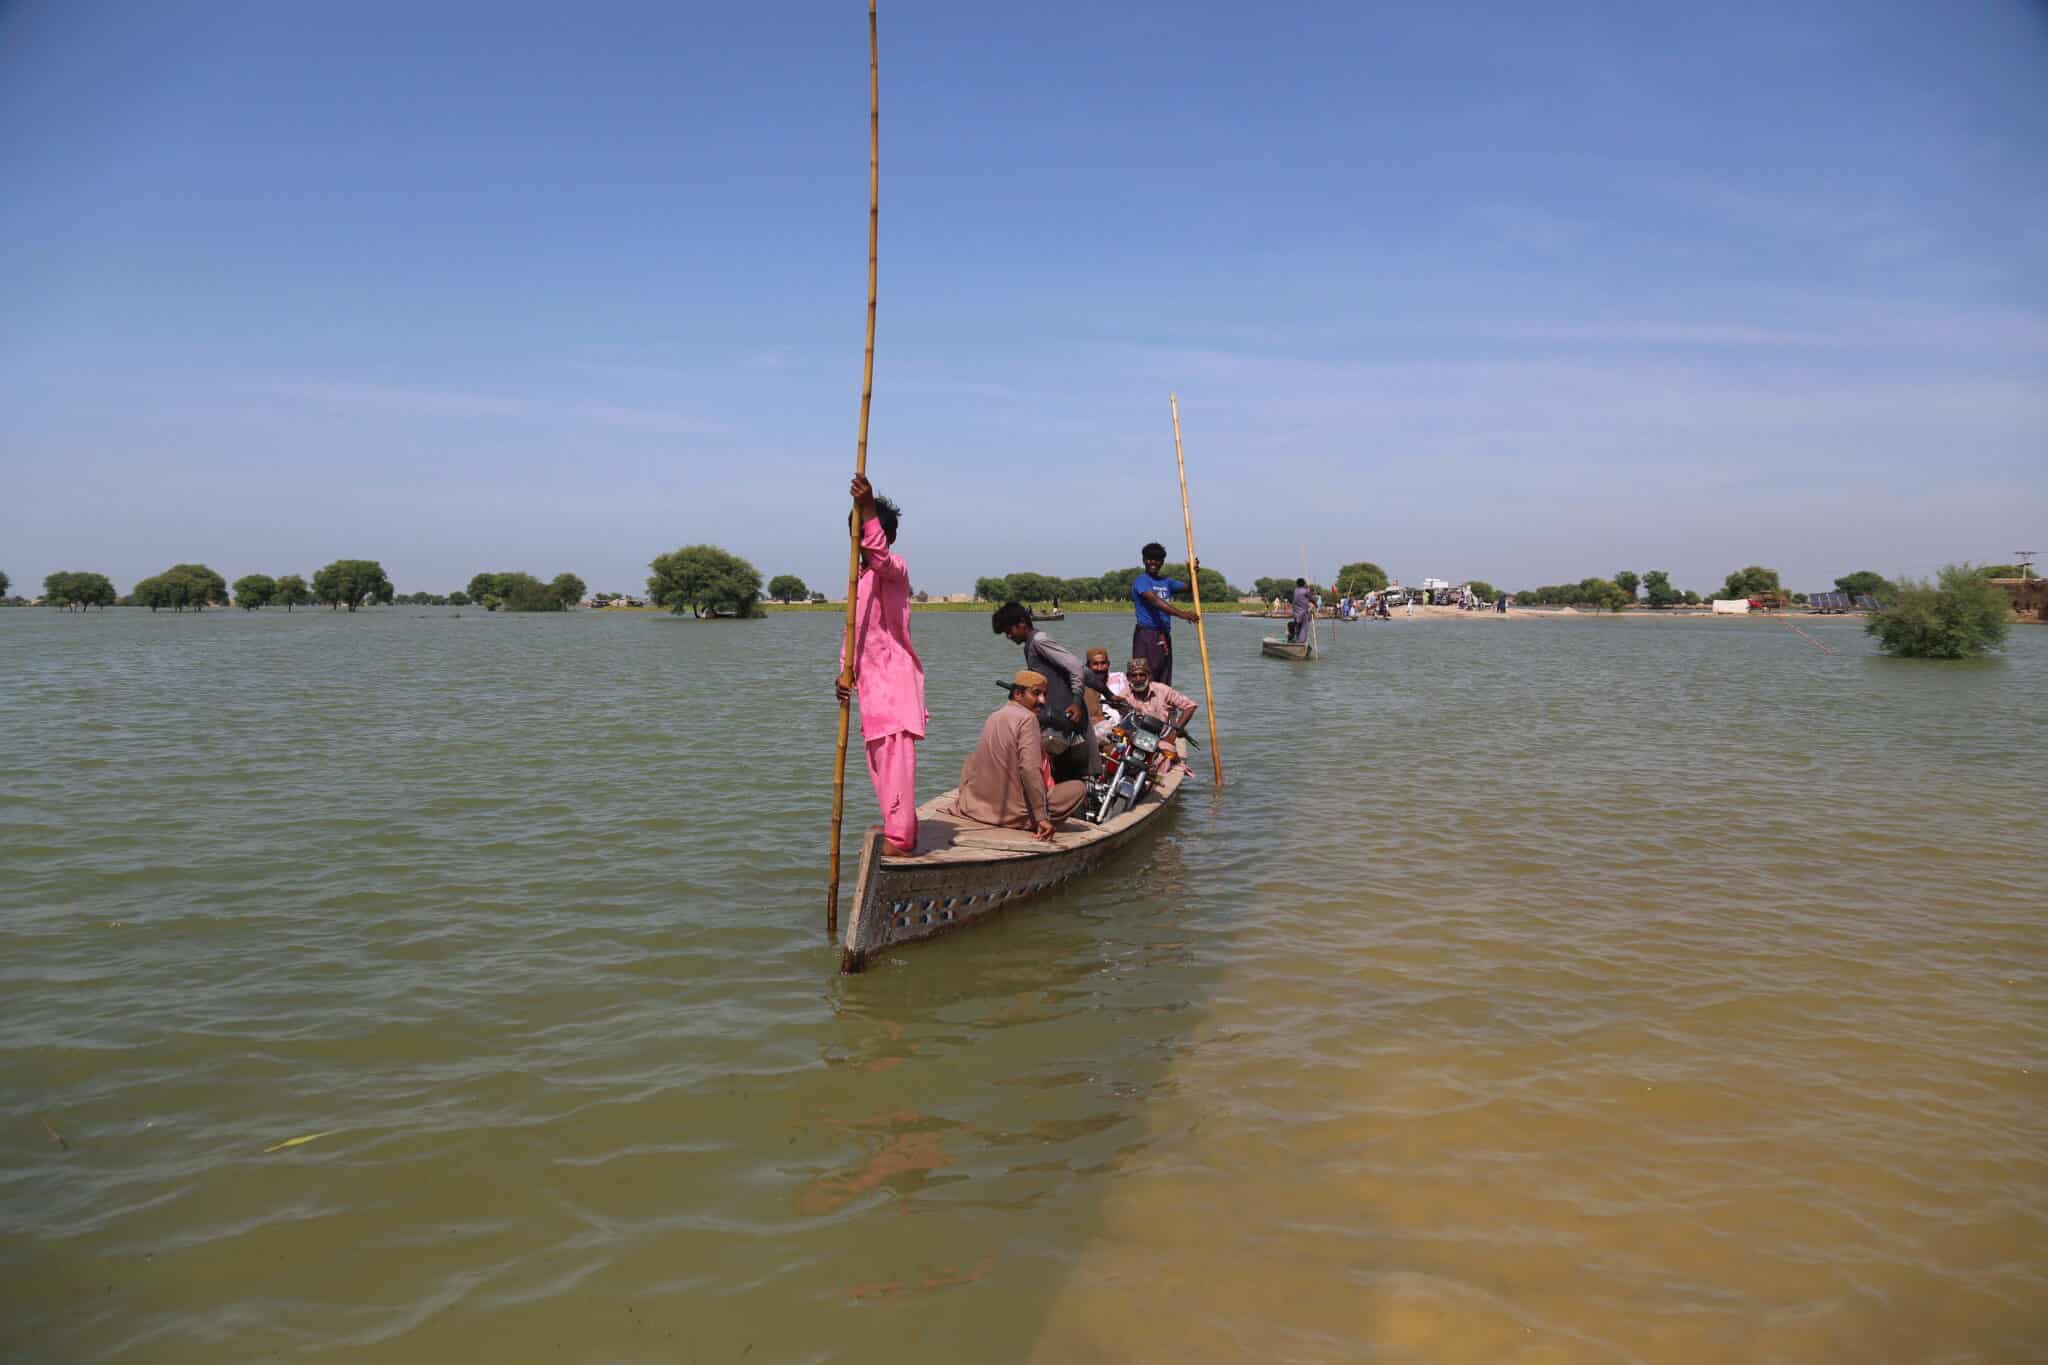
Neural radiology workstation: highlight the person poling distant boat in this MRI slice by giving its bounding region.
[1286,577,1314,645]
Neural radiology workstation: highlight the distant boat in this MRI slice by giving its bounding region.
[839,767,1185,973]
[1035,607,1065,621]
[1261,637,1313,661]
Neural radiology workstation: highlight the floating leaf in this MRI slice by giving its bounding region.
[263,1130,339,1154]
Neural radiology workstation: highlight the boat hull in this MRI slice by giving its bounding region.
[1261,637,1313,660]
[840,767,1185,972]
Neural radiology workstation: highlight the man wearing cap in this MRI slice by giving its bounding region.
[1113,657,1197,768]
[991,600,1094,782]
[955,671,1090,840]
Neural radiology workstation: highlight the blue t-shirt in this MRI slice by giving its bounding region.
[1131,572,1187,631]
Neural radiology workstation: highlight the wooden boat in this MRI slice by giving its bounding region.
[1261,636,1313,661]
[840,766,1186,972]
[1034,607,1066,621]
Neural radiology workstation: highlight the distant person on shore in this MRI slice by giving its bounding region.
[1288,578,1314,643]
[835,473,925,856]
[992,601,1093,781]
[955,671,1088,840]
[1496,593,1508,614]
[1130,542,1199,686]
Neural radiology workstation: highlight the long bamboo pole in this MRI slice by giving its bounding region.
[1169,394,1224,786]
[827,0,880,939]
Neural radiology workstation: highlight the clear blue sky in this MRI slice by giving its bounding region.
[4,0,2043,598]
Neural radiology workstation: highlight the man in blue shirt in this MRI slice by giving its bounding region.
[1130,541,1200,685]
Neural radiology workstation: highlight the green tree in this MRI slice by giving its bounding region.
[1466,579,1497,602]
[1614,570,1640,601]
[1642,569,1679,609]
[129,564,223,611]
[647,544,764,618]
[312,559,395,612]
[767,574,808,603]
[233,574,277,610]
[550,572,587,607]
[494,573,561,611]
[1866,564,2011,659]
[973,576,1010,602]
[274,574,312,611]
[1682,589,1701,605]
[134,572,208,612]
[1721,565,1781,599]
[1833,570,1893,600]
[1252,576,1291,602]
[1333,562,1389,596]
[466,572,509,603]
[446,589,470,607]
[0,569,9,598]
[161,563,228,607]
[1978,564,2022,579]
[1099,561,1233,607]
[1003,571,1063,604]
[43,570,116,610]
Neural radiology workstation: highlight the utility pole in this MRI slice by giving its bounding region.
[2015,551,2037,581]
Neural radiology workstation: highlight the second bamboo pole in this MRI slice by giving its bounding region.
[1169,394,1224,786]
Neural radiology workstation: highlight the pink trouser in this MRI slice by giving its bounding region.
[864,732,919,850]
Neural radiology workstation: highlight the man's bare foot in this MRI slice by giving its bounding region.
[883,839,920,857]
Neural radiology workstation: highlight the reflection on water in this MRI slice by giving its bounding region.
[1,608,2043,1362]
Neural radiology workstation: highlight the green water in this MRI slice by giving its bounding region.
[2,608,2042,1362]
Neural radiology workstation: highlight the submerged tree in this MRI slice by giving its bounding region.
[312,559,395,612]
[550,572,587,608]
[1866,564,2010,660]
[274,574,312,611]
[1614,570,1640,601]
[43,571,117,610]
[167,563,228,607]
[648,545,764,618]
[233,574,277,610]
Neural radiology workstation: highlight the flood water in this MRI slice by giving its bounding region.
[2,606,2043,1363]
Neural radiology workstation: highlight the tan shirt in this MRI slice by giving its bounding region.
[955,701,1051,828]
[1114,680,1194,760]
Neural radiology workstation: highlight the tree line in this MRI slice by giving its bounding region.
[971,562,1236,607]
[11,551,2027,627]
[464,571,587,612]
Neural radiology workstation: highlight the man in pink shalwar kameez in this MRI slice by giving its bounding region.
[835,474,926,855]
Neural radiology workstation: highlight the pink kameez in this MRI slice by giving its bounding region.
[846,516,926,848]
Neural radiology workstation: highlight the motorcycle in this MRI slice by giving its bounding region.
[1083,710,1178,824]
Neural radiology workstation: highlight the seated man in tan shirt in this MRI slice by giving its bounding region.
[954,671,1091,840]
